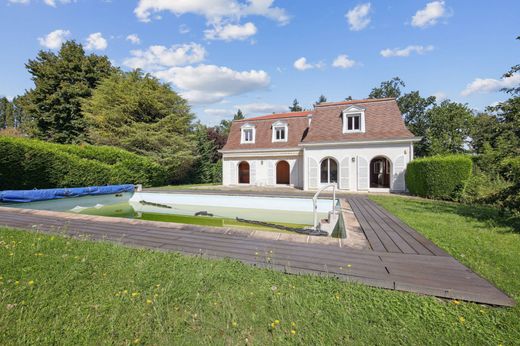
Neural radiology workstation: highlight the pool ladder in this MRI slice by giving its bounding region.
[312,184,339,235]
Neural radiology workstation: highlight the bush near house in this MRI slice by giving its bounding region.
[405,155,472,200]
[0,136,168,190]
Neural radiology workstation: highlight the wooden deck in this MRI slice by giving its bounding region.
[0,196,515,307]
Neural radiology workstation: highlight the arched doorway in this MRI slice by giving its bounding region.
[320,158,338,184]
[238,161,250,184]
[370,156,390,188]
[276,160,290,185]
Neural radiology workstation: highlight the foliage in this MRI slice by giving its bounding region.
[20,41,117,143]
[425,100,473,155]
[405,155,473,200]
[0,136,167,189]
[0,97,14,128]
[82,70,195,183]
[368,76,405,99]
[190,124,226,184]
[315,94,327,105]
[289,99,303,112]
[2,196,520,345]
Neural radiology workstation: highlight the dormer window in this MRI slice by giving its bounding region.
[342,105,366,134]
[272,120,288,142]
[241,123,256,144]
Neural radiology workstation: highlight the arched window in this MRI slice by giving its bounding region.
[370,156,391,188]
[238,161,250,184]
[320,158,338,184]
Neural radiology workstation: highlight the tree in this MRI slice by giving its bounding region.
[0,97,14,128]
[83,70,195,183]
[398,91,436,156]
[233,109,245,120]
[190,124,227,183]
[344,96,353,101]
[315,95,327,105]
[425,100,473,155]
[21,41,117,143]
[368,77,405,99]
[289,99,303,112]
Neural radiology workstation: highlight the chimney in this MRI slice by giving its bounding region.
[307,114,313,127]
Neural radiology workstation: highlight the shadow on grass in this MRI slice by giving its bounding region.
[403,197,520,234]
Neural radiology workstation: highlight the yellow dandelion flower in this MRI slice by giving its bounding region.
[156,284,160,288]
[28,280,34,286]
[131,292,139,297]
[274,319,280,325]
[271,322,276,328]
[146,299,152,304]
[291,329,296,335]
[133,338,140,344]
[452,300,460,305]
[479,309,486,314]
[15,280,19,285]
[459,316,465,324]
[291,322,296,327]
[9,252,14,256]
[232,321,237,327]
[123,290,128,295]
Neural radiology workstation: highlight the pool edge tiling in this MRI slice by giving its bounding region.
[0,201,515,307]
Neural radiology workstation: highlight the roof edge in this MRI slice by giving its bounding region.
[316,97,395,108]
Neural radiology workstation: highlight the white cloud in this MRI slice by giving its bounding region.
[204,108,233,117]
[134,0,290,25]
[461,73,520,96]
[235,102,287,115]
[154,64,270,104]
[411,1,448,28]
[9,0,73,5]
[38,29,70,49]
[123,43,206,70]
[205,22,257,41]
[293,57,323,71]
[345,3,371,31]
[126,34,141,45]
[332,54,356,69]
[380,45,434,57]
[44,0,74,7]
[433,91,447,101]
[85,32,108,51]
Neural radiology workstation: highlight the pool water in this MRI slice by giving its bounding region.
[3,192,334,231]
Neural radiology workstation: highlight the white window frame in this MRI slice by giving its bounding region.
[271,120,288,142]
[240,123,256,144]
[342,106,366,134]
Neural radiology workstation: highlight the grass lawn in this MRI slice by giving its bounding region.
[1,196,519,344]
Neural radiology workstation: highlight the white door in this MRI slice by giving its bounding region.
[357,156,369,190]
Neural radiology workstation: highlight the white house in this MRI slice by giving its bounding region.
[220,98,420,192]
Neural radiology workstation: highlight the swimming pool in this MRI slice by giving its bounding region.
[3,191,335,230]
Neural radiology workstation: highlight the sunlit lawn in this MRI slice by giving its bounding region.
[1,195,519,344]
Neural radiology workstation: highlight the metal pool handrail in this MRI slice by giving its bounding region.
[312,184,336,230]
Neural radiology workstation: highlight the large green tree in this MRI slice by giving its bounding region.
[83,70,195,182]
[425,100,473,155]
[369,77,437,156]
[0,97,14,128]
[21,41,116,143]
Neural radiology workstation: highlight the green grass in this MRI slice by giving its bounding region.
[1,195,519,344]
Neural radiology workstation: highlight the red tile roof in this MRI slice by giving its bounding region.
[236,110,313,122]
[221,98,415,151]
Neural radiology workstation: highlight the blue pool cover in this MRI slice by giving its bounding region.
[0,184,135,203]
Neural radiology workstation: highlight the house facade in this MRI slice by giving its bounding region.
[220,98,420,192]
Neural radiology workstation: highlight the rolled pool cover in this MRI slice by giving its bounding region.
[0,184,135,203]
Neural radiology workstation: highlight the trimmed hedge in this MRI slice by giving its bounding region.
[0,137,168,190]
[405,155,473,200]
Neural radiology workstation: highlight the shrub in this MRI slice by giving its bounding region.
[0,136,168,190]
[405,155,473,200]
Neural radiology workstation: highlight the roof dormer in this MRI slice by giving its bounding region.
[271,120,288,142]
[240,123,256,144]
[342,105,366,134]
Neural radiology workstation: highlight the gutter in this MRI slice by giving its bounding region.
[298,137,422,147]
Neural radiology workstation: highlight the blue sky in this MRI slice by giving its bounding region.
[0,0,519,125]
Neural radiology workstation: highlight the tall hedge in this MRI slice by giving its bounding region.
[405,155,473,200]
[0,137,168,190]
